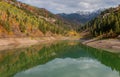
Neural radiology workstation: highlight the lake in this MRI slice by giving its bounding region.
[0,41,120,77]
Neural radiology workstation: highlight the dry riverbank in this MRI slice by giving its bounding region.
[82,38,120,53]
[0,36,80,51]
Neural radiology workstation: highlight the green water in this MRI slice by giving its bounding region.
[0,41,120,77]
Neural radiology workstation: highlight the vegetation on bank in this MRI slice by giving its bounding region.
[82,5,120,38]
[0,0,77,37]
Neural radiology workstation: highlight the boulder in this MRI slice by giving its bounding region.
[118,35,120,39]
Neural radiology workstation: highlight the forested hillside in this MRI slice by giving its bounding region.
[0,0,75,38]
[83,5,120,38]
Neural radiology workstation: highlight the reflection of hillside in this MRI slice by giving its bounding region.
[0,41,120,77]
[83,45,120,73]
[0,41,79,77]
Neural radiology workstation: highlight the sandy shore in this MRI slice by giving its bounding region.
[0,37,52,51]
[82,38,120,53]
[0,36,80,51]
[0,37,56,45]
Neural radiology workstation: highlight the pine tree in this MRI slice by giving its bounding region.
[115,21,120,33]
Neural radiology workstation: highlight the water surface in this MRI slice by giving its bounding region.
[0,41,120,77]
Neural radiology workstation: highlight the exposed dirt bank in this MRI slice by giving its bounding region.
[0,36,80,51]
[82,38,120,53]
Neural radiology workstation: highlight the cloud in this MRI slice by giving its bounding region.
[17,0,120,13]
[14,58,119,77]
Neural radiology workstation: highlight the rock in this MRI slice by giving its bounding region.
[118,35,120,39]
[112,46,120,50]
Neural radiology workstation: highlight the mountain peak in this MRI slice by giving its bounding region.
[58,9,103,24]
[76,11,91,15]
[76,9,103,16]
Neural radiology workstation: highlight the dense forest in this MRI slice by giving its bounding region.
[0,0,77,38]
[82,5,120,38]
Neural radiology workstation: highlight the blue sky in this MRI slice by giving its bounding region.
[17,0,120,14]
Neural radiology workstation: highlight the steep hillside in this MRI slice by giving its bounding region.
[10,0,75,31]
[0,0,73,38]
[82,5,120,38]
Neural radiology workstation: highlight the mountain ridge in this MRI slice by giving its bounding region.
[58,9,102,24]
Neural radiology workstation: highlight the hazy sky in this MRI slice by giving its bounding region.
[17,0,120,14]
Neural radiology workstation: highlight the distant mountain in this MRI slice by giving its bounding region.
[58,10,102,24]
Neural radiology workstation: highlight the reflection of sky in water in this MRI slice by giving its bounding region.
[14,58,119,77]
